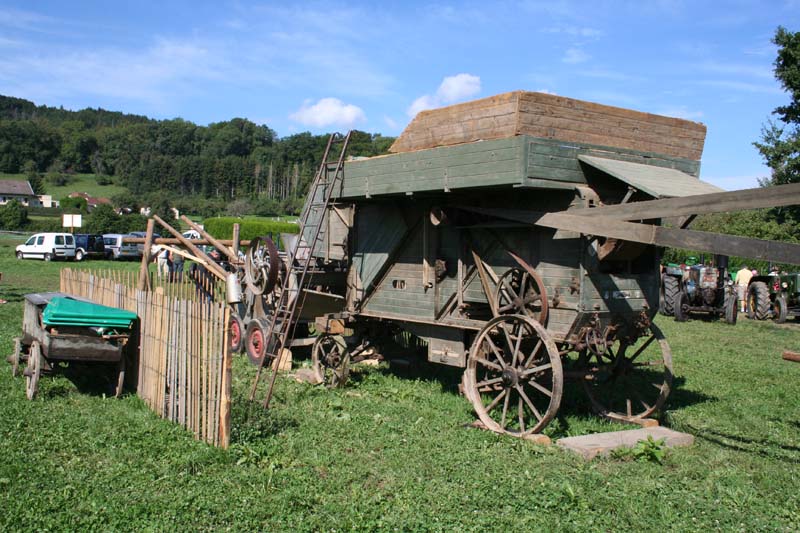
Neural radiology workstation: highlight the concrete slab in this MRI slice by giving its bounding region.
[557,426,694,460]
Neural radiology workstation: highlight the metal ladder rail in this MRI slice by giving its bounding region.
[248,131,351,405]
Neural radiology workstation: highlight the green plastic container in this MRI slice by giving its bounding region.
[42,297,137,330]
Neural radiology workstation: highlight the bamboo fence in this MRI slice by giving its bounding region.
[60,268,232,448]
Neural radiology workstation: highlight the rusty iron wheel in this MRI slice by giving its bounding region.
[25,341,42,400]
[245,320,268,366]
[494,267,548,324]
[579,323,673,422]
[245,236,280,296]
[464,314,563,436]
[311,334,350,388]
[229,313,245,353]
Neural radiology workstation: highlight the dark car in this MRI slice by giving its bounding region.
[73,234,106,261]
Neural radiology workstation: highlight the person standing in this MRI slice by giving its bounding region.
[169,250,184,282]
[735,264,753,313]
[156,247,171,279]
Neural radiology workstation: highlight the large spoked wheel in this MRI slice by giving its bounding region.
[10,337,22,377]
[494,267,548,324]
[245,236,280,296]
[311,334,350,388]
[464,314,563,436]
[580,323,673,422]
[25,341,43,400]
[229,313,245,353]
[245,320,268,366]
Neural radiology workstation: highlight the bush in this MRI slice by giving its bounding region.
[203,217,298,241]
[26,218,62,232]
[95,174,113,186]
[0,200,29,230]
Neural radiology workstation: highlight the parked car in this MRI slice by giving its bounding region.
[73,234,106,261]
[15,233,76,261]
[128,231,160,255]
[102,234,141,260]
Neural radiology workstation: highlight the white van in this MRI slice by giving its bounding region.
[102,234,141,260]
[16,233,77,261]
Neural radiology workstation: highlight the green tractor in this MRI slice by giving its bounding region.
[747,273,800,323]
[659,256,697,317]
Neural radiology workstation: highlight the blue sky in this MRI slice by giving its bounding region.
[0,1,798,190]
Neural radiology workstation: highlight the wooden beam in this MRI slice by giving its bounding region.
[569,182,800,220]
[232,223,241,258]
[137,218,155,291]
[152,215,228,280]
[123,237,252,246]
[180,215,240,265]
[536,212,800,265]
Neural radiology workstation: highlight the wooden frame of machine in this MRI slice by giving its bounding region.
[242,92,800,437]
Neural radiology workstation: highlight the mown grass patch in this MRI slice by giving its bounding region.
[0,248,798,531]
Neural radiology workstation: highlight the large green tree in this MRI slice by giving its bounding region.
[754,27,800,186]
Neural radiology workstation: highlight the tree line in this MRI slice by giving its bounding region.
[0,95,394,215]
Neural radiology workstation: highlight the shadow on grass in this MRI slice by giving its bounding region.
[230,398,298,445]
[41,361,124,398]
[682,423,800,463]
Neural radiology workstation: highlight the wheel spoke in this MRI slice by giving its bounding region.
[523,340,543,368]
[627,335,656,363]
[485,388,507,413]
[511,330,524,366]
[518,397,525,432]
[484,336,507,369]
[517,385,543,422]
[475,376,504,389]
[527,378,553,398]
[476,357,503,372]
[520,362,552,378]
[500,390,511,428]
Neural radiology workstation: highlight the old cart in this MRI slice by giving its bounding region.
[11,292,137,400]
[245,91,800,437]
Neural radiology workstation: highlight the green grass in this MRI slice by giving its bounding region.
[0,172,127,200]
[0,236,799,530]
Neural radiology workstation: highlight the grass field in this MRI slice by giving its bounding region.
[0,232,798,531]
[0,172,127,200]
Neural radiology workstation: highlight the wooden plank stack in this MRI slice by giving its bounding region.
[60,268,231,448]
[390,91,707,161]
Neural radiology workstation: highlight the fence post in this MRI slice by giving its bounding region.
[138,218,156,291]
[218,306,232,448]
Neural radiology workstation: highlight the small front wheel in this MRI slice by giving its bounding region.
[16,251,23,260]
[773,295,788,324]
[75,250,84,262]
[44,253,53,262]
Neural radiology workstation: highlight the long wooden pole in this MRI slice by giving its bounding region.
[232,223,241,259]
[152,215,228,280]
[180,215,240,264]
[137,219,156,291]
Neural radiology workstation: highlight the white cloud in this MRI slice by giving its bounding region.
[383,115,398,130]
[407,73,481,117]
[536,88,557,95]
[289,98,366,128]
[655,106,704,121]
[563,47,590,64]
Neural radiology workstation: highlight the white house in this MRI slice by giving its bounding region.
[0,180,41,207]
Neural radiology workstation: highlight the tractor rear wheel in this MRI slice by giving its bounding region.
[660,275,679,316]
[747,282,770,320]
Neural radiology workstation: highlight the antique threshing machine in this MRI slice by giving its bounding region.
[246,91,800,437]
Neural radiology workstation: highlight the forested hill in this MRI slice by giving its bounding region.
[0,95,395,214]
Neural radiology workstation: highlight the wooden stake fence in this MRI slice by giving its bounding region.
[61,268,231,448]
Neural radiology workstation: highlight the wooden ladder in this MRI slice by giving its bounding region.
[249,131,352,407]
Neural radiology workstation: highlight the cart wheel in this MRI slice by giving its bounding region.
[245,236,280,296]
[580,323,673,422]
[25,341,42,400]
[464,314,563,436]
[494,267,548,324]
[311,334,350,388]
[229,313,245,353]
[10,337,22,377]
[115,355,126,398]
